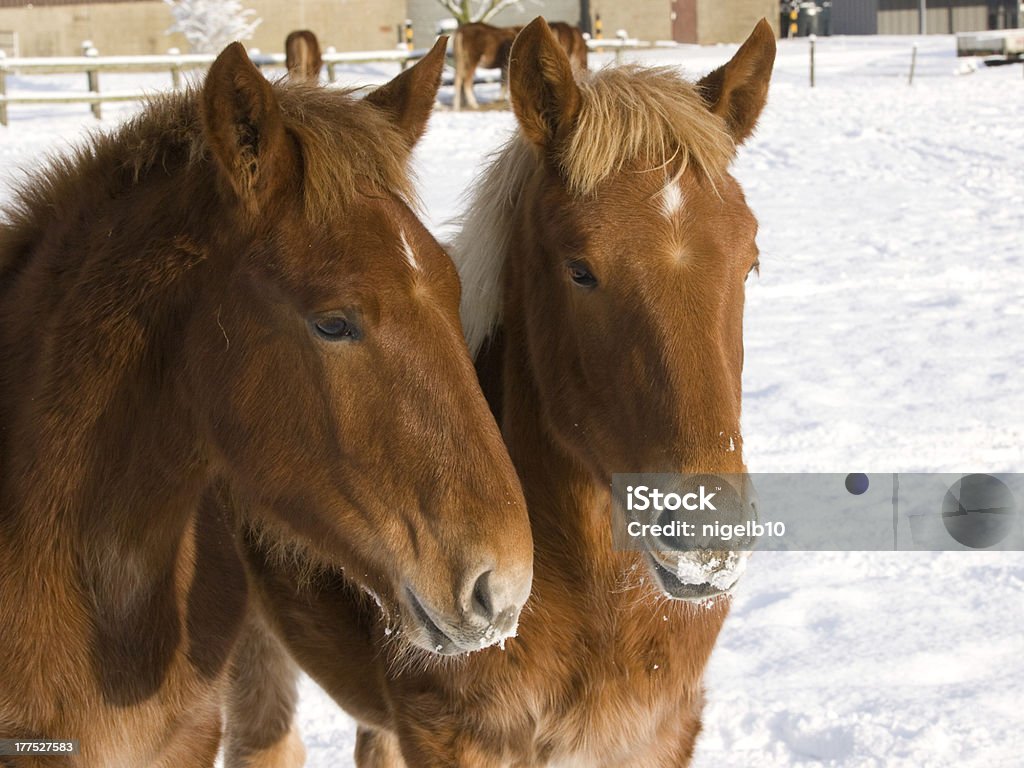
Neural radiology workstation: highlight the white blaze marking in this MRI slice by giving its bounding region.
[659,181,685,220]
[400,230,419,271]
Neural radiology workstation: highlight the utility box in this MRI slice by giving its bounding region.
[956,28,1024,59]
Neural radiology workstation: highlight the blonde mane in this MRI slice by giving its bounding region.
[453,64,736,355]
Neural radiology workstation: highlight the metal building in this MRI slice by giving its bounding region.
[831,0,1021,35]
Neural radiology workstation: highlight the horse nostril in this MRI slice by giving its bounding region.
[470,569,495,621]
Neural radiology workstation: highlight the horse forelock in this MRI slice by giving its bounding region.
[453,65,735,357]
[563,66,735,197]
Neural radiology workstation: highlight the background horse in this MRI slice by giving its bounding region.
[452,20,587,110]
[0,38,533,766]
[549,21,588,72]
[225,16,774,768]
[285,30,323,83]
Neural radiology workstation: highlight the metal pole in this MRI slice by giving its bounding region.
[579,0,592,36]
[919,0,927,35]
[83,42,100,120]
[908,43,917,85]
[167,47,182,90]
[809,35,816,88]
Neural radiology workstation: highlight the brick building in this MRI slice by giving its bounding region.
[0,0,780,58]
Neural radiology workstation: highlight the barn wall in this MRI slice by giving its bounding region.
[0,0,407,57]
[0,1,184,56]
[247,0,406,54]
[594,2,672,41]
[695,0,778,44]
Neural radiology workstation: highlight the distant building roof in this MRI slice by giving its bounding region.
[0,0,151,8]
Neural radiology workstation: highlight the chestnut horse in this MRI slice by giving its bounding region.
[285,30,322,83]
[225,16,774,768]
[549,21,588,72]
[452,20,586,110]
[0,38,533,767]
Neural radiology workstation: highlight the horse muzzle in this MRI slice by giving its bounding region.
[645,475,759,601]
[401,565,530,654]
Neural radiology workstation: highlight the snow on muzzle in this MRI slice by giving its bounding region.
[614,473,760,601]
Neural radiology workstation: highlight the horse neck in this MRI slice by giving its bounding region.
[3,366,208,565]
[0,252,212,576]
[497,316,620,578]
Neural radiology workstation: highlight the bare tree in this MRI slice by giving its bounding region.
[165,0,260,53]
[435,0,541,25]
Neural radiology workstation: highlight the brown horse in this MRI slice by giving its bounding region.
[549,21,588,72]
[285,29,323,83]
[0,37,534,767]
[225,16,774,768]
[452,20,587,110]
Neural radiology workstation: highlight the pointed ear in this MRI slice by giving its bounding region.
[696,18,776,145]
[201,42,292,211]
[364,36,447,152]
[509,17,582,149]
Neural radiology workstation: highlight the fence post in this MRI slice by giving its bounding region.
[908,43,917,85]
[615,29,627,64]
[0,50,7,128]
[809,35,816,88]
[325,46,337,83]
[83,41,101,119]
[167,47,182,89]
[0,51,7,127]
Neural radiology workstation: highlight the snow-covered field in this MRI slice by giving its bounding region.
[2,33,1021,767]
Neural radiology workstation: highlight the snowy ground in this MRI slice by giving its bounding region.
[2,33,1021,767]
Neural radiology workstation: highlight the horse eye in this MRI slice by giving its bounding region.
[313,315,361,341]
[567,260,598,289]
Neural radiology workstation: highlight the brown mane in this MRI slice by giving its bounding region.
[1,84,416,273]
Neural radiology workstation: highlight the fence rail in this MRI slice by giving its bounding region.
[0,46,436,126]
[0,39,663,126]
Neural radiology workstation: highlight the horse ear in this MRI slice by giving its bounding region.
[364,36,448,152]
[696,18,776,145]
[509,17,581,149]
[201,42,291,210]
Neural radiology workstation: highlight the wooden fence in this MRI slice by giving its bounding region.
[0,46,432,126]
[0,38,662,126]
